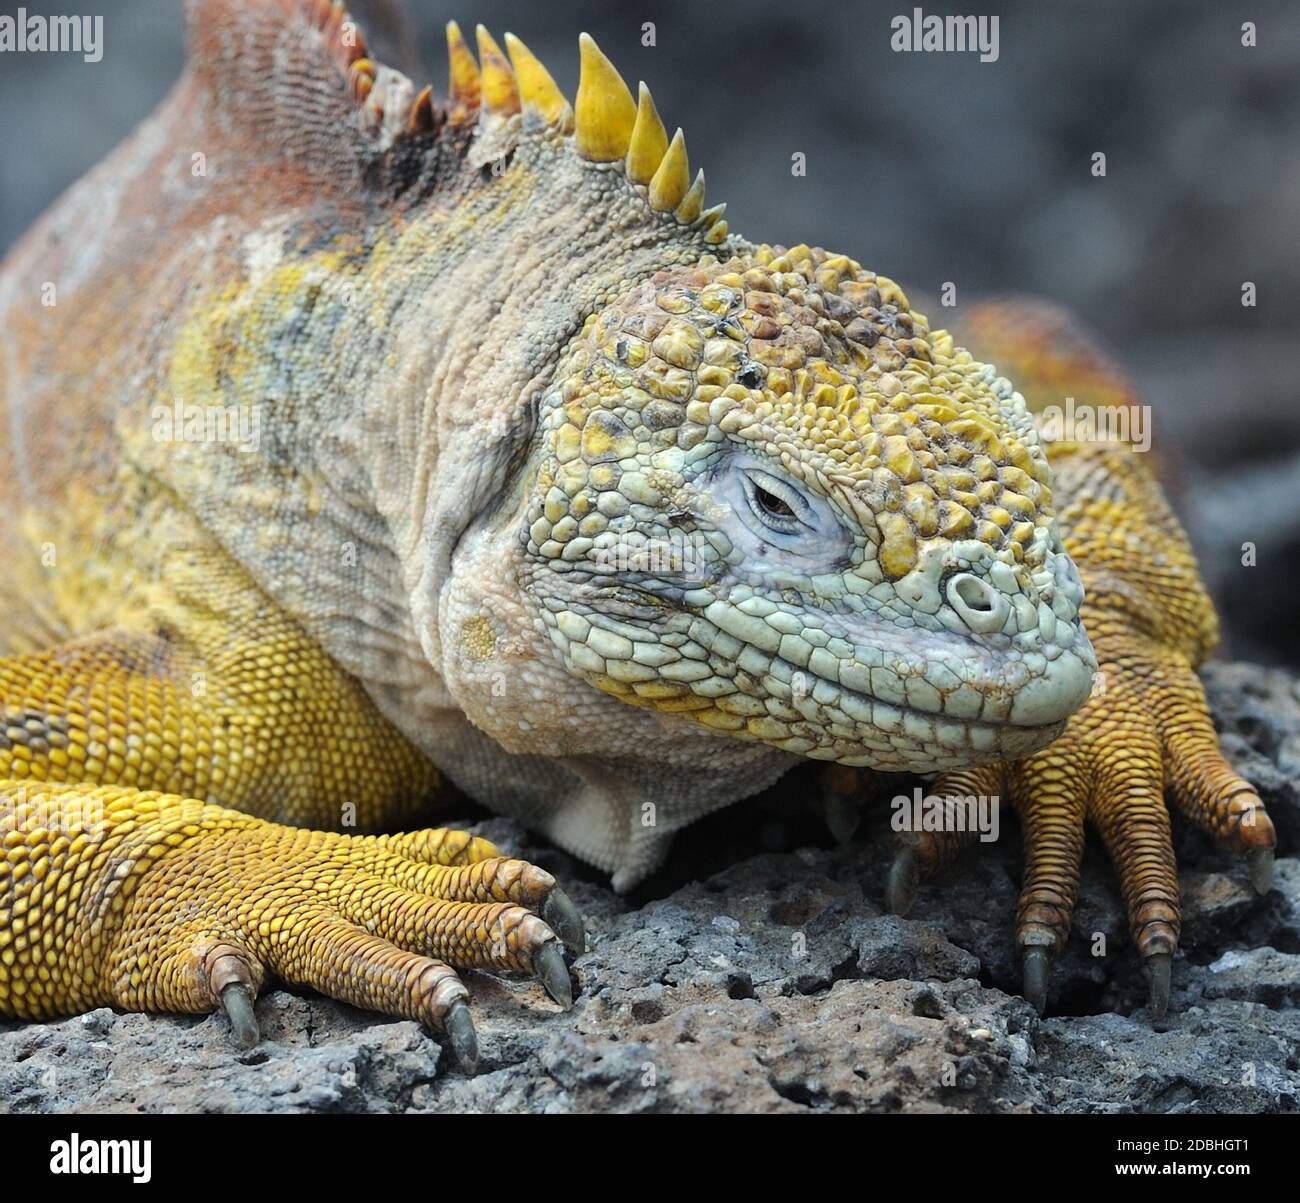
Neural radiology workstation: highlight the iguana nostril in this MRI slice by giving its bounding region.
[952,576,995,611]
[946,573,1007,633]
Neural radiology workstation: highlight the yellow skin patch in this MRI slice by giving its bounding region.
[459,615,498,660]
[537,248,1051,581]
[0,540,436,825]
[600,246,1049,571]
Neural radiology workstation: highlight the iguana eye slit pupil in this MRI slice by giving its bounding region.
[754,485,794,519]
[738,468,806,528]
[742,471,806,535]
[707,457,851,565]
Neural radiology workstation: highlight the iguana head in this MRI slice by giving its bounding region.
[507,36,1096,772]
[324,20,1093,774]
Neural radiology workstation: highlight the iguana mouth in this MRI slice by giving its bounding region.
[797,669,1072,733]
[717,647,1082,767]
[539,590,1093,771]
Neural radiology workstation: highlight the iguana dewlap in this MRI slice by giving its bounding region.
[0,0,1275,1064]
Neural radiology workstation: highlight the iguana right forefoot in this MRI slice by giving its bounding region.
[0,784,585,1073]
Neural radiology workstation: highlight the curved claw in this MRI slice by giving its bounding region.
[886,847,920,916]
[1021,947,1051,1016]
[543,888,586,956]
[533,940,574,1008]
[444,1000,479,1072]
[219,982,260,1049]
[1247,848,1274,895]
[1145,952,1171,1020]
[823,791,862,845]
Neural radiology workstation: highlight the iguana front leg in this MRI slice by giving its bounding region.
[0,605,583,1068]
[878,305,1276,1016]
[0,783,579,1069]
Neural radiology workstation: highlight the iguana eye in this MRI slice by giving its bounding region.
[744,470,805,534]
[708,455,850,567]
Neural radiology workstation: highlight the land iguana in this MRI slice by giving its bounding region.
[0,0,1276,1069]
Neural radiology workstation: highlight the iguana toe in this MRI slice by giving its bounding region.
[0,789,586,1075]
[220,983,261,1050]
[444,1000,479,1073]
[886,846,921,917]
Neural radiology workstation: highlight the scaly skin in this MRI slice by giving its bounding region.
[0,1,1274,1059]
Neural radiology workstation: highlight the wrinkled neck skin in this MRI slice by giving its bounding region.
[382,143,802,850]
[377,143,795,795]
[298,131,800,875]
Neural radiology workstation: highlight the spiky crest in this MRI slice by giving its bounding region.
[227,1,730,242]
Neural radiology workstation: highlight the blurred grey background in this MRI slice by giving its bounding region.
[2,0,1297,664]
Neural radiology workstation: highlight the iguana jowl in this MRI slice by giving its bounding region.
[0,0,1276,1068]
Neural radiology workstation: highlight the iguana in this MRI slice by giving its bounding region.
[0,0,1276,1070]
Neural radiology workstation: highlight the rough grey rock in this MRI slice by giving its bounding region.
[2,661,1297,1114]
